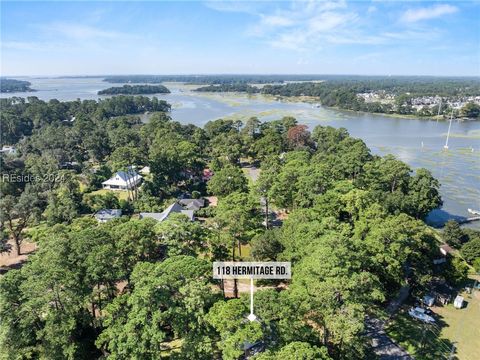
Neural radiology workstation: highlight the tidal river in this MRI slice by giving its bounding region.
[3,77,479,228]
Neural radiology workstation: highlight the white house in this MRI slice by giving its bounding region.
[102,170,142,190]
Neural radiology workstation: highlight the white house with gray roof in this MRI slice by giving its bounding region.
[102,170,142,190]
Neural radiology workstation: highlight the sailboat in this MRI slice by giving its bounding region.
[443,111,453,150]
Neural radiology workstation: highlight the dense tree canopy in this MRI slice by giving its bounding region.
[207,165,248,196]
[0,93,456,360]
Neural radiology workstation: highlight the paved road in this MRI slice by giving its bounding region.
[365,284,413,359]
[365,318,414,360]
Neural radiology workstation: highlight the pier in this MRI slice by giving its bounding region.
[459,216,480,224]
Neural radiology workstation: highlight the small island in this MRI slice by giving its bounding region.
[0,78,35,93]
[98,84,170,95]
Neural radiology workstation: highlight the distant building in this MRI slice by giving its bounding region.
[95,209,122,223]
[62,116,76,122]
[139,166,150,175]
[102,170,142,190]
[60,161,80,170]
[178,198,205,211]
[140,202,194,222]
[439,244,455,256]
[0,145,17,156]
[433,244,452,264]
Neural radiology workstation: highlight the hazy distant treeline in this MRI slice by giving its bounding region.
[103,74,480,87]
[103,74,329,84]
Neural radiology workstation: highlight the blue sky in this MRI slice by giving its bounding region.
[1,1,479,76]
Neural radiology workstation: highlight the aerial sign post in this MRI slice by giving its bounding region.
[213,261,291,321]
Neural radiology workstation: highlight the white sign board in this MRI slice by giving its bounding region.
[213,261,291,280]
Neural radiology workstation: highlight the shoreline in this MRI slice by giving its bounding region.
[197,90,479,122]
[268,94,479,122]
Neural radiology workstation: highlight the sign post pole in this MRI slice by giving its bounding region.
[248,277,257,322]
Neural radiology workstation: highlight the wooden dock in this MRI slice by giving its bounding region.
[459,216,480,224]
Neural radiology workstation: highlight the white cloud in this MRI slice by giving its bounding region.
[243,1,360,51]
[2,22,133,55]
[39,22,124,40]
[203,1,263,14]
[208,0,450,52]
[401,4,458,23]
[1,41,44,51]
[261,15,295,27]
[1,40,74,52]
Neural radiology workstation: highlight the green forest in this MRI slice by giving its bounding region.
[0,78,35,93]
[98,84,171,95]
[0,95,478,359]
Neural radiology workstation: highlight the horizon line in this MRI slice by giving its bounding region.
[3,73,480,79]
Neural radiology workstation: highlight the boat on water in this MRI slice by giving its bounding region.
[468,209,480,215]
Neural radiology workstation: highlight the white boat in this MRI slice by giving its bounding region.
[468,209,480,215]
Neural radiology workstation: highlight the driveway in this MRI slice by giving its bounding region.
[365,317,414,360]
[365,284,413,359]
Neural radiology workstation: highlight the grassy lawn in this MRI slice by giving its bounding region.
[432,284,480,360]
[88,188,130,201]
[386,280,480,360]
[386,309,455,360]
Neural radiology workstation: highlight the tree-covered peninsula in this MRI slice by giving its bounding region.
[0,78,35,93]
[98,84,170,95]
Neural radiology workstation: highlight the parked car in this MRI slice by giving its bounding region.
[408,307,435,323]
